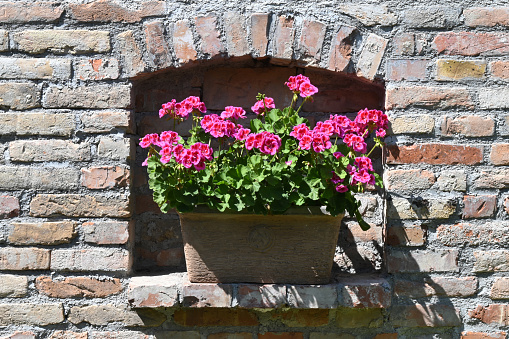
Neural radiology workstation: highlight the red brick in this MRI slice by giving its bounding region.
[82,220,130,245]
[36,276,122,298]
[208,333,252,339]
[462,195,497,219]
[505,196,509,215]
[0,2,63,23]
[250,13,269,57]
[490,60,509,80]
[273,16,295,63]
[271,309,329,327]
[328,25,356,72]
[136,247,184,267]
[172,20,198,64]
[391,304,461,327]
[224,12,249,57]
[386,144,483,165]
[173,309,258,327]
[298,19,326,62]
[135,194,162,214]
[195,15,224,58]
[0,195,19,219]
[464,7,509,27]
[491,144,509,165]
[469,304,509,325]
[343,221,382,243]
[434,32,509,56]
[386,59,427,81]
[8,221,76,245]
[461,332,506,339]
[259,333,303,339]
[386,86,474,110]
[145,21,171,69]
[81,166,129,189]
[442,116,495,137]
[395,277,477,298]
[0,247,50,270]
[386,225,426,246]
[70,0,165,23]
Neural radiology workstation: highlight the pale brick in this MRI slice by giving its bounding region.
[387,197,456,220]
[182,281,232,307]
[434,32,509,56]
[128,274,181,308]
[12,30,110,54]
[491,143,509,165]
[490,61,509,80]
[237,284,287,308]
[335,308,383,328]
[90,332,150,339]
[387,249,459,273]
[357,33,387,80]
[474,250,509,272]
[250,13,269,57]
[97,137,132,161]
[491,277,509,299]
[145,21,171,69]
[288,285,338,309]
[481,88,509,110]
[0,29,8,51]
[386,59,427,81]
[338,277,391,308]
[0,57,71,80]
[389,115,435,134]
[395,277,477,298]
[0,2,63,23]
[328,25,356,72]
[30,194,130,218]
[297,19,326,63]
[0,274,28,297]
[437,170,467,192]
[403,6,461,28]
[465,7,509,27]
[195,15,224,58]
[390,304,461,327]
[386,144,483,165]
[442,116,494,137]
[462,195,497,219]
[386,86,474,110]
[49,331,88,339]
[0,247,50,270]
[80,110,131,133]
[9,140,91,162]
[8,221,76,245]
[0,304,64,326]
[51,248,130,272]
[0,195,20,219]
[0,83,40,110]
[338,4,398,26]
[437,59,486,81]
[387,225,426,246]
[393,32,426,56]
[36,276,122,298]
[2,331,36,339]
[116,30,146,78]
[75,58,119,80]
[68,305,160,326]
[224,12,249,57]
[474,169,509,189]
[69,0,165,23]
[0,112,74,136]
[43,85,130,109]
[172,20,197,64]
[273,16,295,63]
[0,166,79,190]
[385,169,435,191]
[81,166,130,189]
[82,220,130,244]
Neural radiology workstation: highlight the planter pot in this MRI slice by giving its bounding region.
[179,206,343,284]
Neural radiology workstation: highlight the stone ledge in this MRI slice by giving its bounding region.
[128,273,391,309]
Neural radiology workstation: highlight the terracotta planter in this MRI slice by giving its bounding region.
[179,207,343,284]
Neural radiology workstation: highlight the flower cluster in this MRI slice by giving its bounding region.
[285,75,318,97]
[159,96,207,119]
[221,106,246,120]
[245,131,282,155]
[251,97,275,115]
[200,114,238,138]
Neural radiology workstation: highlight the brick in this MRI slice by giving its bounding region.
[128,274,181,308]
[464,7,509,27]
[30,194,130,218]
[50,331,88,339]
[389,115,435,134]
[297,19,326,63]
[490,61,509,80]
[182,281,232,307]
[402,6,461,28]
[70,0,165,23]
[357,33,387,80]
[343,220,382,243]
[0,195,19,219]
[75,58,119,80]
[98,137,132,161]
[145,21,171,69]
[386,86,474,110]
[195,15,224,58]
[437,59,486,81]
[0,166,79,190]
[470,304,509,325]
[480,88,509,109]
[394,277,477,298]
[208,334,252,339]
[310,334,356,339]
[387,249,459,273]
[373,335,397,339]
[461,332,507,339]
[43,85,130,109]
[273,16,295,63]
[135,194,162,214]
[500,115,509,135]
[491,144,509,165]
[36,276,122,298]
[259,333,303,339]
[0,274,28,297]
[387,197,456,220]
[173,308,258,327]
[386,225,426,246]
[90,332,150,339]
[9,140,91,162]
[338,277,391,308]
[0,57,71,80]
[391,304,461,327]
[474,169,509,189]
[81,166,130,189]
[442,116,494,137]
[327,25,356,72]
[2,331,36,339]
[473,250,509,272]
[0,29,8,51]
[83,220,130,245]
[116,30,146,78]
[491,278,509,299]
[504,197,509,215]
[0,247,50,270]
[51,248,130,272]
[434,32,509,56]
[13,30,110,54]
[237,284,287,308]
[0,112,74,136]
[224,12,250,57]
[271,309,330,327]
[80,110,131,133]
[250,13,269,57]
[8,221,76,245]
[462,195,497,219]
[338,4,398,26]
[386,59,427,81]
[0,83,40,110]
[385,169,435,191]
[335,308,383,328]
[0,303,64,326]
[386,144,483,165]
[69,305,163,327]
[172,20,198,64]
[0,2,63,23]
[393,32,426,56]
[437,170,467,192]
[287,285,338,309]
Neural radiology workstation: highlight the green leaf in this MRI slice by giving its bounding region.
[250,119,263,133]
[270,197,290,212]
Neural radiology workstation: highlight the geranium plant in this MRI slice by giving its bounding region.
[140,75,387,231]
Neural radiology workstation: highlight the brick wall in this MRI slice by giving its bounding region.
[0,1,508,338]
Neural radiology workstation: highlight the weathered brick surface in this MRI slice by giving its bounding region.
[272,309,330,327]
[250,13,269,57]
[386,144,483,165]
[12,30,110,54]
[273,16,295,63]
[195,15,224,58]
[237,284,287,308]
[8,221,76,245]
[69,305,161,326]
[0,2,63,23]
[0,83,40,110]
[50,331,88,339]
[172,20,198,63]
[90,331,150,339]
[470,304,509,325]
[491,277,509,299]
[385,169,435,191]
[297,19,326,62]
[394,277,477,298]
[224,12,249,57]
[2,331,36,339]
[387,197,456,220]
[287,285,338,309]
[0,166,79,190]
[0,274,28,297]
[386,225,426,246]
[473,250,509,272]
[173,308,258,327]
[339,277,391,308]
[327,25,356,72]
[0,195,20,219]
[392,32,426,56]
[491,143,509,165]
[480,88,509,109]
[50,248,131,272]
[182,281,232,307]
[461,332,507,339]
[116,30,146,77]
[36,276,122,298]
[258,332,304,339]
[75,58,119,80]
[462,195,497,219]
[390,304,461,327]
[436,59,486,81]
[464,7,509,27]
[0,29,8,51]
[0,247,50,270]
[70,0,165,23]
[43,85,130,109]
[80,110,131,133]
[357,33,387,80]
[9,140,91,162]
[386,86,474,110]
[437,170,467,192]
[0,304,64,326]
[338,4,397,26]
[402,6,461,28]
[434,32,509,56]
[489,60,509,80]
[0,57,71,80]
[387,249,459,273]
[0,112,74,136]
[389,115,435,134]
[30,194,130,218]
[145,21,171,69]
[438,222,509,246]
[442,116,494,137]
[474,169,509,189]
[83,220,130,244]
[335,308,383,328]
[98,137,132,161]
[81,166,130,189]
[386,59,427,81]
[128,274,180,308]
